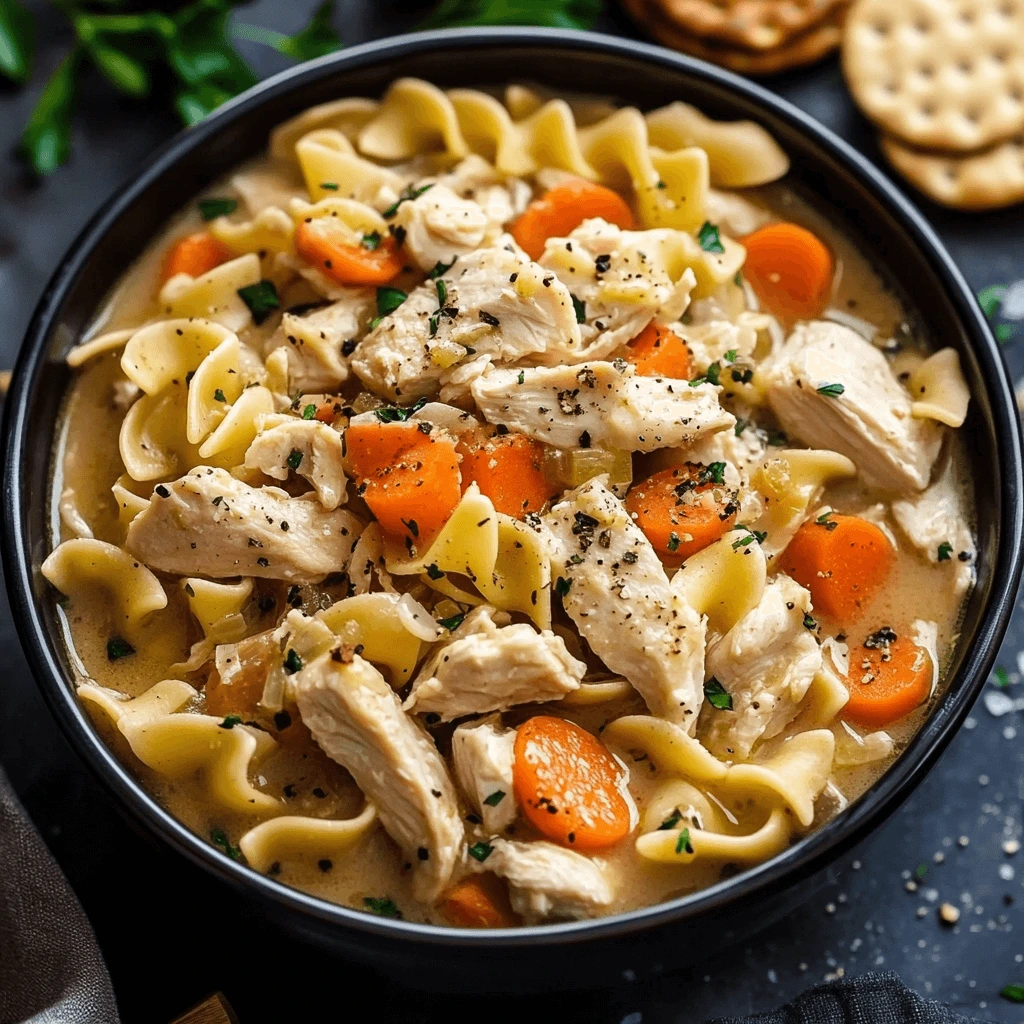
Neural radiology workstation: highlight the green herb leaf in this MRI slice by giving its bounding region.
[219,714,242,730]
[517,370,525,385]
[439,612,465,632]
[483,790,506,807]
[428,258,455,279]
[1001,984,1024,1004]
[376,285,408,319]
[697,221,725,254]
[915,862,928,881]
[286,448,304,471]
[106,636,135,661]
[571,293,586,324]
[658,809,683,830]
[363,895,402,918]
[199,197,238,220]
[361,230,382,250]
[555,576,572,597]
[816,382,845,398]
[302,403,317,420]
[666,531,680,553]
[468,841,494,862]
[704,677,733,710]
[283,649,303,674]
[803,613,818,631]
[210,827,241,860]
[88,42,149,98]
[20,47,79,175]
[420,0,601,29]
[977,284,1006,320]
[992,666,1010,688]
[734,418,748,436]
[995,322,1017,344]
[937,541,953,562]
[699,461,726,485]
[723,349,737,363]
[675,827,694,855]
[374,397,427,424]
[276,0,340,61]
[381,183,433,219]
[0,0,35,84]
[238,280,280,325]
[213,388,226,402]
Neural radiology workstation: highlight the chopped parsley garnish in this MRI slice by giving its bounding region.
[731,533,757,550]
[213,388,227,403]
[723,349,737,363]
[1001,985,1024,1004]
[302,403,317,420]
[667,532,681,553]
[658,809,683,831]
[381,182,433,219]
[374,397,428,423]
[697,221,725,254]
[483,790,506,807]
[218,714,243,730]
[425,563,445,580]
[699,461,727,485]
[675,828,694,855]
[106,636,135,661]
[237,280,280,325]
[517,370,525,385]
[320,182,339,190]
[815,511,839,531]
[468,841,494,862]
[915,862,929,881]
[428,258,455,279]
[993,666,1010,688]
[937,541,953,562]
[734,271,743,286]
[816,382,845,398]
[734,418,748,436]
[210,828,241,861]
[555,576,572,597]
[704,677,733,710]
[363,895,402,918]
[767,430,788,447]
[803,613,818,631]
[371,285,408,330]
[286,448,304,471]
[690,362,721,387]
[283,649,303,674]
[198,197,237,221]
[361,231,382,250]
[435,278,448,309]
[571,293,586,323]
[439,612,465,632]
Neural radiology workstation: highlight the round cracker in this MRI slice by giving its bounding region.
[880,132,1024,209]
[654,0,845,51]
[632,0,845,75]
[843,0,1024,152]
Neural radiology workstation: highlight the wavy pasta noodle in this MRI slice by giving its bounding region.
[239,804,378,873]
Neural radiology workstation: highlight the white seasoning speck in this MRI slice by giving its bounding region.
[1000,864,1015,881]
[906,880,919,892]
[852,860,861,870]
[1005,726,1018,740]
[964,716,977,729]
[939,903,961,925]
[979,774,990,786]
[767,970,778,983]
[934,852,945,864]
[958,835,970,848]
[825,902,836,914]
[916,906,928,918]
[1003,839,1021,855]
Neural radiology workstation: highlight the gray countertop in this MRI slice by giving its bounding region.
[1,2,1023,1021]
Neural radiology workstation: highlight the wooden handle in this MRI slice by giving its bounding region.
[171,993,239,1024]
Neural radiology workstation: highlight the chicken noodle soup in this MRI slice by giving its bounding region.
[45,80,976,926]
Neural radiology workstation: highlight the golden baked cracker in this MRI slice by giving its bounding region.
[880,132,1024,209]
[654,0,845,51]
[843,0,1024,152]
[631,0,845,75]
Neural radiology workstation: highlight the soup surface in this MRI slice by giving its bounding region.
[45,80,976,927]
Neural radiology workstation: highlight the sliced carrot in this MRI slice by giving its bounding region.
[624,322,692,379]
[440,875,517,929]
[625,463,737,567]
[457,429,556,518]
[510,178,636,260]
[780,513,894,624]
[741,222,833,321]
[345,421,461,543]
[295,220,404,286]
[842,630,932,727]
[162,231,233,282]
[513,716,632,852]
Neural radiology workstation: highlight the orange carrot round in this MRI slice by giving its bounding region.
[295,220,404,286]
[625,463,737,567]
[624,322,692,379]
[162,231,233,282]
[510,178,636,260]
[780,513,894,624]
[513,716,632,851]
[345,421,461,543]
[457,430,555,518]
[741,222,833,321]
[842,630,932,727]
[440,875,516,929]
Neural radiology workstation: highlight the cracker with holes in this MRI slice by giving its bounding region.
[880,133,1024,208]
[655,0,847,50]
[843,0,1024,152]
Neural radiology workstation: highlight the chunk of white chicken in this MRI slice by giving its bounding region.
[477,838,612,922]
[391,183,491,273]
[404,611,585,721]
[541,478,706,728]
[125,467,360,583]
[350,245,581,402]
[268,290,372,392]
[451,715,517,833]
[471,360,734,453]
[704,189,772,238]
[699,574,821,760]
[540,219,697,360]
[292,652,464,900]
[760,321,942,492]
[244,419,347,510]
[891,448,976,598]
[439,155,531,235]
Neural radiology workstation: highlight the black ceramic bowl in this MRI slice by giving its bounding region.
[3,27,1022,991]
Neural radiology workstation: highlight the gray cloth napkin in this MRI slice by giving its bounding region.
[709,971,986,1023]
[0,766,119,1024]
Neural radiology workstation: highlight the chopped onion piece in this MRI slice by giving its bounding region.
[543,447,632,495]
[823,307,878,342]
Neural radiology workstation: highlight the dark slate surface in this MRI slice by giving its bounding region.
[1,3,1023,1021]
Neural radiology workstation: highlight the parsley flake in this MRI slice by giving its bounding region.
[302,403,317,420]
[697,221,725,254]
[284,649,303,674]
[286,449,304,471]
[198,197,237,221]
[361,230,382,250]
[803,613,818,631]
[429,258,455,279]
[483,790,506,807]
[219,714,242,730]
[213,388,226,402]
[704,677,733,710]
[468,841,494,862]
[106,636,135,661]
[571,293,586,323]
[816,382,845,398]
[555,576,572,597]
[1001,985,1024,1004]
[210,828,241,861]
[937,541,953,562]
[363,895,402,918]
[439,613,465,632]
[381,183,433,219]
[675,828,694,855]
[658,809,683,830]
[237,280,280,325]
[993,666,1010,688]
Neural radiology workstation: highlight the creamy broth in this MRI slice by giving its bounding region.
[46,82,974,927]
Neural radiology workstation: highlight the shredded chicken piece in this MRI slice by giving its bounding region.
[391,183,491,272]
[244,419,347,510]
[451,715,517,833]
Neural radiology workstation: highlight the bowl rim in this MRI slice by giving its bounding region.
[3,25,1022,948]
